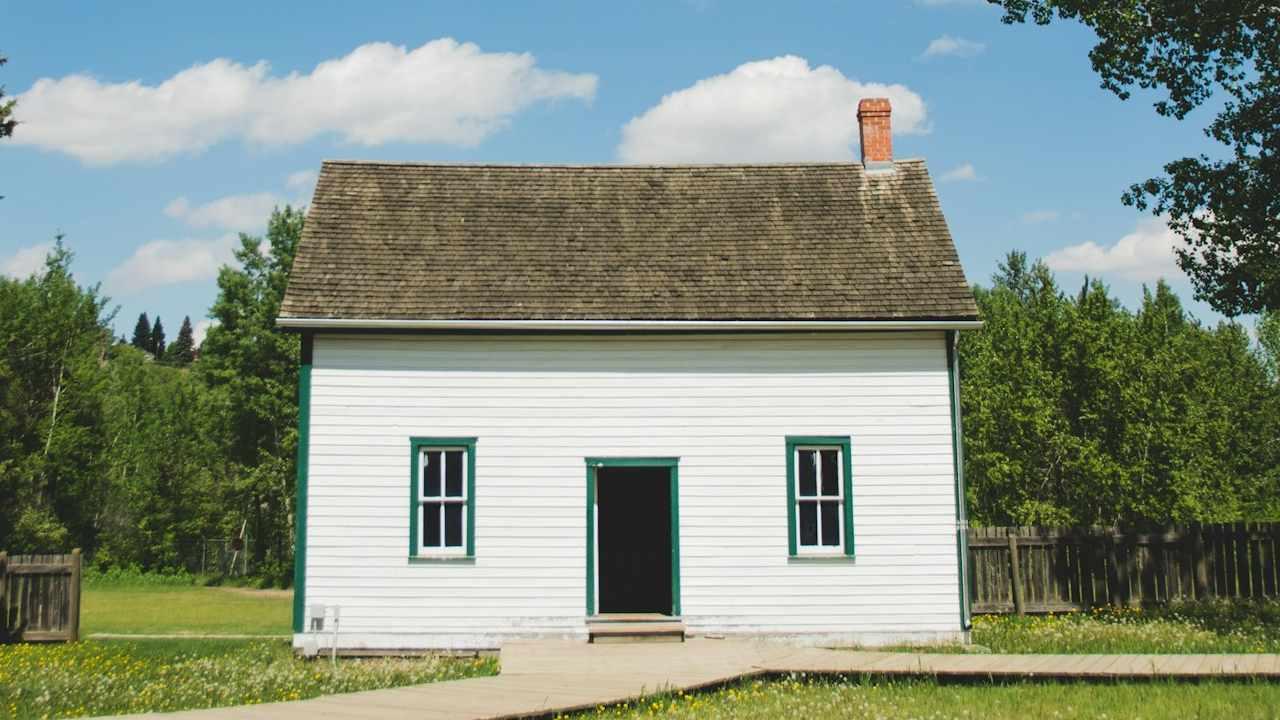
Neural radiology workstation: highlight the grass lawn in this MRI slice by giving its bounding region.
[0,638,497,719]
[559,675,1280,720]
[0,581,494,718]
[82,584,291,636]
[921,602,1280,655]
[568,603,1280,720]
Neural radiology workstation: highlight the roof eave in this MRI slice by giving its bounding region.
[276,317,983,332]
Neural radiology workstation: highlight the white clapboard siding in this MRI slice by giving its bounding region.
[301,332,964,649]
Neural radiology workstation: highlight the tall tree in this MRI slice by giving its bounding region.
[960,251,1280,526]
[990,1,1280,315]
[199,206,303,581]
[150,316,166,360]
[0,54,14,140]
[1259,310,1280,384]
[1,54,15,200]
[130,313,151,352]
[164,316,196,366]
[0,240,113,551]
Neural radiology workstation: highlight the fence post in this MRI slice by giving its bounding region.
[1007,532,1025,615]
[0,551,7,620]
[1193,525,1210,600]
[1107,528,1124,606]
[68,549,81,642]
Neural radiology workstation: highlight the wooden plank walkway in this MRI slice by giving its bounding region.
[103,640,1280,720]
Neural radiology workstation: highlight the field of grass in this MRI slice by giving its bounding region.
[959,602,1280,654]
[1,579,493,718]
[0,638,497,718]
[578,603,1280,720]
[82,584,291,636]
[14,582,1280,719]
[559,675,1280,720]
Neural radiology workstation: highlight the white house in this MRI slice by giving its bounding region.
[279,98,980,651]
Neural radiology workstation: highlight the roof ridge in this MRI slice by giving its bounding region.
[319,159,928,170]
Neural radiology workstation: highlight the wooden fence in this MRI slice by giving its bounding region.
[967,523,1280,614]
[0,550,82,642]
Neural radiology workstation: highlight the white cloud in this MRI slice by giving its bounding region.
[192,319,215,348]
[12,38,598,165]
[106,234,238,294]
[165,192,282,232]
[617,56,928,163]
[940,163,979,182]
[920,35,986,60]
[2,242,54,279]
[1045,216,1182,282]
[286,170,317,191]
[1021,210,1061,224]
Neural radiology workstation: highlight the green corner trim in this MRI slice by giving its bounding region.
[785,436,855,557]
[584,457,681,617]
[409,437,478,558]
[291,332,313,634]
[947,330,972,631]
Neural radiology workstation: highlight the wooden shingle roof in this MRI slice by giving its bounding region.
[279,159,978,323]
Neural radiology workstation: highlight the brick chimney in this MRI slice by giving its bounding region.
[857,98,893,172]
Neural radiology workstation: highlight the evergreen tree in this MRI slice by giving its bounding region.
[130,313,151,352]
[164,316,196,366]
[150,317,165,360]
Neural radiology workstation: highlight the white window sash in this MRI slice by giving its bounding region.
[418,447,469,555]
[794,445,844,553]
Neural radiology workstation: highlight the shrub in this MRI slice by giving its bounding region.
[84,565,197,588]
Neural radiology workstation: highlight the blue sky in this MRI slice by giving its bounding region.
[1,0,1232,342]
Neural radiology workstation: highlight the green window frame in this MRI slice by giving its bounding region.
[409,437,477,558]
[785,436,855,557]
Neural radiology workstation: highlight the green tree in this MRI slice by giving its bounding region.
[1,54,15,200]
[199,206,303,580]
[959,251,1280,526]
[150,316,166,360]
[0,240,113,551]
[990,1,1280,315]
[1259,310,1280,383]
[164,316,197,366]
[130,313,151,352]
[97,344,225,568]
[0,54,14,140]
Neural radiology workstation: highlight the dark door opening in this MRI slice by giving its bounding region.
[596,466,673,615]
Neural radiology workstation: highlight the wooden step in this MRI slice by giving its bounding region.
[588,613,681,624]
[587,617,685,643]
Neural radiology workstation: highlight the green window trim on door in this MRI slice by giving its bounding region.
[584,457,681,617]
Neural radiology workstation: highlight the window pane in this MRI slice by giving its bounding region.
[799,502,818,546]
[820,449,839,496]
[424,451,442,497]
[444,504,464,547]
[445,451,464,497]
[820,501,840,546]
[798,450,817,497]
[423,503,441,547]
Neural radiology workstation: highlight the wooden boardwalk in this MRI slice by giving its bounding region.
[107,640,1280,720]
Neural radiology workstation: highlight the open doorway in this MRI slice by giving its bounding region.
[588,460,680,617]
